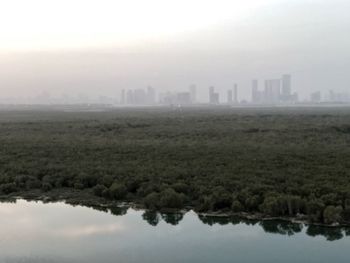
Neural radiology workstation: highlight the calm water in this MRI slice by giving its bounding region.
[0,200,349,263]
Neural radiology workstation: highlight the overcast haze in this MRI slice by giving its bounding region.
[0,0,349,102]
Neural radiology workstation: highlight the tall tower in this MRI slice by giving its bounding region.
[233,84,238,104]
[252,79,258,103]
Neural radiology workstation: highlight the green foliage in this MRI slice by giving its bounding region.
[211,187,232,211]
[143,192,160,210]
[93,184,108,197]
[323,206,343,224]
[109,182,127,200]
[0,183,17,194]
[231,200,244,212]
[307,199,325,222]
[0,107,349,224]
[159,188,186,209]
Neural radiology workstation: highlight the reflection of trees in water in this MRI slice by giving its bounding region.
[198,215,259,227]
[196,215,349,241]
[109,206,128,216]
[259,221,303,236]
[200,217,303,236]
[306,225,344,241]
[142,211,161,226]
[0,198,16,204]
[198,215,233,226]
[161,213,184,225]
[91,206,109,213]
[142,211,185,226]
[101,207,350,241]
[345,228,350,236]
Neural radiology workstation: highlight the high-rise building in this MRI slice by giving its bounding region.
[291,92,299,103]
[281,74,292,102]
[310,91,321,103]
[233,84,238,104]
[133,89,146,104]
[159,91,176,105]
[264,79,281,104]
[177,92,192,105]
[126,90,134,104]
[327,90,350,103]
[121,89,126,104]
[209,86,214,103]
[252,79,259,103]
[189,84,196,104]
[209,86,219,104]
[227,90,233,104]
[146,86,156,105]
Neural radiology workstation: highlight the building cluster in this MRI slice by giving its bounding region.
[208,84,238,104]
[121,85,197,106]
[310,90,350,103]
[121,86,156,105]
[120,74,299,106]
[159,85,197,105]
[251,74,298,104]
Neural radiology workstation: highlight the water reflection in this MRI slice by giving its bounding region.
[259,220,303,236]
[142,210,161,226]
[306,225,345,241]
[0,200,350,263]
[197,214,349,241]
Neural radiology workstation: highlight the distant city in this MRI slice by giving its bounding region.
[1,74,350,106]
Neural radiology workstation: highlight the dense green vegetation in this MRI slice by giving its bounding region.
[0,106,350,225]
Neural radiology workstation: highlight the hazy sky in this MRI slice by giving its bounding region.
[0,0,349,101]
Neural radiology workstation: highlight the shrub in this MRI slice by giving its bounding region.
[93,184,108,197]
[0,183,18,194]
[323,206,343,224]
[143,192,160,210]
[232,200,244,212]
[159,188,186,209]
[109,182,127,200]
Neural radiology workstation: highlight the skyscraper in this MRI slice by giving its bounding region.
[227,90,233,104]
[133,89,146,104]
[252,79,259,103]
[209,86,219,104]
[121,89,126,104]
[264,79,281,104]
[281,74,291,102]
[126,90,134,104]
[146,86,156,105]
[233,84,238,104]
[189,84,197,104]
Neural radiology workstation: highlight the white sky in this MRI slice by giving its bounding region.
[0,0,274,51]
[0,0,349,101]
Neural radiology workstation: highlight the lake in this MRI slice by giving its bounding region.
[0,200,349,263]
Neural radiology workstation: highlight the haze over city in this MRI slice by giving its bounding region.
[0,0,349,103]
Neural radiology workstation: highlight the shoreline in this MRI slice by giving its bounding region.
[1,189,349,229]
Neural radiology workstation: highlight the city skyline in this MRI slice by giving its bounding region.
[1,73,349,105]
